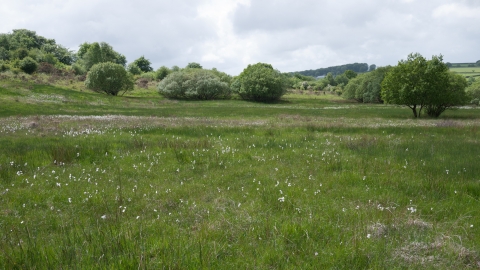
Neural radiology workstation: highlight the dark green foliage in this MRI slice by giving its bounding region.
[0,60,9,72]
[77,42,127,71]
[19,56,38,74]
[13,48,29,60]
[343,66,392,103]
[382,53,468,118]
[155,66,172,80]
[0,29,74,65]
[334,73,349,86]
[476,60,480,67]
[293,62,369,77]
[232,63,287,102]
[466,78,480,104]
[0,47,9,60]
[157,68,231,100]
[127,63,142,75]
[132,56,153,73]
[85,62,134,96]
[344,70,357,79]
[186,62,202,69]
[425,72,468,117]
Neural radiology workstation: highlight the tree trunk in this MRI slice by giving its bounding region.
[410,105,418,118]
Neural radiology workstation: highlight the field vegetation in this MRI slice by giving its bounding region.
[1,73,480,269]
[1,28,480,268]
[450,67,480,78]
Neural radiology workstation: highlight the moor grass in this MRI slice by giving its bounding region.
[1,76,480,269]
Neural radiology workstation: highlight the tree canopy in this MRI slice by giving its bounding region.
[293,63,370,77]
[132,56,153,73]
[381,53,468,118]
[0,29,74,65]
[342,66,392,103]
[75,42,127,72]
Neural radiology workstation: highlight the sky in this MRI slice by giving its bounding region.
[1,0,479,75]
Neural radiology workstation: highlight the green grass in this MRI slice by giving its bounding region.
[1,75,480,268]
[450,67,480,78]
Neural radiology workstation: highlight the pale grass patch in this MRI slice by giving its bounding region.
[393,236,480,268]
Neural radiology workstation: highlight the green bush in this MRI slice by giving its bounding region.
[139,71,157,81]
[0,60,10,72]
[157,69,231,100]
[155,66,171,80]
[85,62,134,96]
[19,56,38,74]
[127,63,142,75]
[231,63,287,102]
[72,62,86,75]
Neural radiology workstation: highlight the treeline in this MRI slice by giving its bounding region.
[1,29,480,117]
[293,63,375,77]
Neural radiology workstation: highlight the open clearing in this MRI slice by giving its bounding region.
[1,77,480,269]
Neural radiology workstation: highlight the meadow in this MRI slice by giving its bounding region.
[1,74,480,269]
[450,67,480,78]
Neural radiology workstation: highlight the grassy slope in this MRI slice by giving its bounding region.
[1,77,480,269]
[450,67,480,78]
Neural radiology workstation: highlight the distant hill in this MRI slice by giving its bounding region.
[447,62,479,68]
[292,63,372,77]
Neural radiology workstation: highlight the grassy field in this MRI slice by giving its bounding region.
[450,67,480,78]
[1,74,480,269]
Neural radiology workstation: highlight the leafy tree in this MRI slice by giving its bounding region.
[186,62,202,69]
[157,68,231,100]
[466,78,480,104]
[155,66,171,80]
[381,53,466,118]
[324,72,336,86]
[77,42,126,71]
[343,66,393,103]
[0,47,10,60]
[344,70,357,79]
[18,56,38,74]
[425,72,468,117]
[85,62,134,96]
[476,60,480,67]
[171,65,180,72]
[132,56,153,73]
[369,64,376,71]
[231,63,287,102]
[0,29,74,65]
[127,62,142,75]
[13,48,29,60]
[334,73,349,86]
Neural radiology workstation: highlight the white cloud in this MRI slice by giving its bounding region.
[0,0,479,75]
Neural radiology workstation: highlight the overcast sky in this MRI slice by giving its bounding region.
[1,0,479,75]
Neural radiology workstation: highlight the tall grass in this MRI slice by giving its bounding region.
[1,117,479,268]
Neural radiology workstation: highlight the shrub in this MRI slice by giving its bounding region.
[231,63,287,102]
[85,62,134,96]
[19,56,38,74]
[37,62,58,74]
[72,62,86,75]
[157,69,231,100]
[155,66,171,80]
[127,63,142,75]
[139,71,156,81]
[0,60,10,72]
